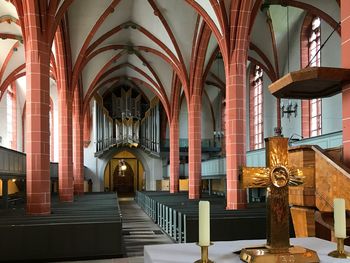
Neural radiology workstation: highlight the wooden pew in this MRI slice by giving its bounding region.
[0,193,123,261]
[135,191,285,243]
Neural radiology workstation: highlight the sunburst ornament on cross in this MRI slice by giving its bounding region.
[239,137,320,263]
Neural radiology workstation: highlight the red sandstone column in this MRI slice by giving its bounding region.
[188,96,201,199]
[225,53,247,209]
[11,82,17,150]
[25,26,51,215]
[301,100,310,138]
[169,117,179,193]
[73,88,84,194]
[341,0,350,167]
[58,86,74,201]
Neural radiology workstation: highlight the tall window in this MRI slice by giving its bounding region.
[250,65,263,150]
[309,17,322,136]
[6,89,13,148]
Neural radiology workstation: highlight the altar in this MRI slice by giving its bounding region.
[144,237,349,263]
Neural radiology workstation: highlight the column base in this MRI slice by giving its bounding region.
[74,184,84,195]
[26,204,51,215]
[59,193,74,202]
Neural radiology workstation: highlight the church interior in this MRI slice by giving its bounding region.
[1,0,350,262]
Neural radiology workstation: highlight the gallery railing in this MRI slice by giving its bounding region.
[95,136,159,157]
[246,131,343,167]
[162,131,343,185]
[0,146,65,179]
[161,138,221,152]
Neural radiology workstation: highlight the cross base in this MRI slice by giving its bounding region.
[239,245,320,263]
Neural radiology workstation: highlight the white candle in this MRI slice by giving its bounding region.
[334,198,347,238]
[199,201,210,246]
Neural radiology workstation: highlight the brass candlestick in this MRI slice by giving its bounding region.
[328,238,350,259]
[194,243,214,263]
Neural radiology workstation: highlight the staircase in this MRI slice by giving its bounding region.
[288,145,350,244]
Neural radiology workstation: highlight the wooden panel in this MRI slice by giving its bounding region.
[0,146,26,175]
[315,152,350,212]
[288,147,316,207]
[289,146,315,167]
[269,67,350,99]
[212,178,226,192]
[156,180,169,191]
[290,207,316,237]
[179,179,189,191]
[325,147,343,163]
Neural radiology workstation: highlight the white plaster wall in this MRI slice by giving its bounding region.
[263,76,277,138]
[179,97,188,139]
[178,94,216,140]
[280,99,302,138]
[322,94,342,134]
[321,21,340,68]
[201,95,214,139]
[50,81,59,162]
[84,143,98,191]
[281,10,304,74]
[143,156,163,190]
[16,77,26,152]
[212,93,222,131]
[84,100,98,190]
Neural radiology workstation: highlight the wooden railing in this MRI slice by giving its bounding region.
[0,146,72,179]
[0,146,26,177]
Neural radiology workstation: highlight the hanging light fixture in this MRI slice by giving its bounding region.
[119,159,127,177]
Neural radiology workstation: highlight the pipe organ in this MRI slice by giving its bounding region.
[140,98,160,153]
[94,100,114,153]
[94,88,160,154]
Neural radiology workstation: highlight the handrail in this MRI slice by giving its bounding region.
[0,147,78,178]
[0,146,26,156]
[0,146,26,176]
[311,145,350,180]
[161,138,222,148]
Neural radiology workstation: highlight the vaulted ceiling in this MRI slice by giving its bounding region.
[0,0,341,114]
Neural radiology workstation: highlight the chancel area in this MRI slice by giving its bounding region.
[1,0,350,262]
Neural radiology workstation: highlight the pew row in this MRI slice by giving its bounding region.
[135,191,292,243]
[0,193,123,262]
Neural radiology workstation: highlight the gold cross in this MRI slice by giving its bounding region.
[242,137,304,252]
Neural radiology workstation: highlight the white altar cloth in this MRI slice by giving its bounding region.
[144,237,350,263]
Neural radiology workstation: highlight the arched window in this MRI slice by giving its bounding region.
[249,65,263,150]
[6,89,13,148]
[49,100,54,161]
[301,16,322,138]
[309,17,322,137]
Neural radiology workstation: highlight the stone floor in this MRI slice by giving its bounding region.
[60,197,173,263]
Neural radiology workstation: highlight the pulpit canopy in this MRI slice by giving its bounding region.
[269,67,350,99]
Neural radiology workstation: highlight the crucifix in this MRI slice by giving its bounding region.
[239,137,320,263]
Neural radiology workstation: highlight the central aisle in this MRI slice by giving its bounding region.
[119,197,174,258]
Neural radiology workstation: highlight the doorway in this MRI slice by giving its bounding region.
[104,151,145,195]
[113,161,134,194]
